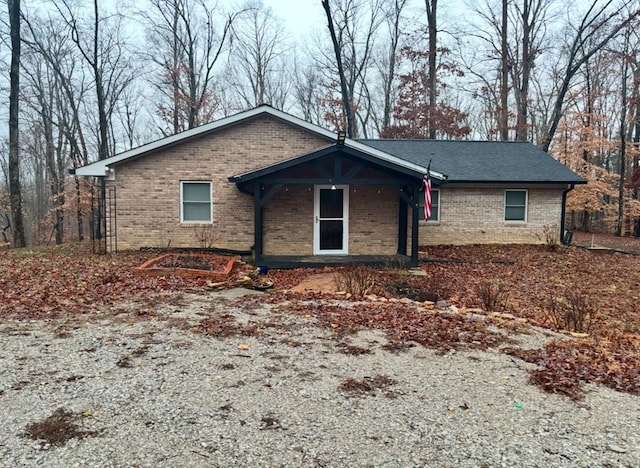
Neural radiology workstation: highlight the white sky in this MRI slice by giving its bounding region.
[262,0,327,40]
[260,0,459,42]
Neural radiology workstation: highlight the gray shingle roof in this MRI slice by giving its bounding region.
[359,140,585,184]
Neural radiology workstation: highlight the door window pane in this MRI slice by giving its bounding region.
[320,189,343,218]
[320,220,343,250]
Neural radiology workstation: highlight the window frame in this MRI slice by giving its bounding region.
[418,188,440,224]
[504,189,528,223]
[180,181,213,224]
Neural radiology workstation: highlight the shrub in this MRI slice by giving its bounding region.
[192,224,217,249]
[333,265,376,297]
[476,279,508,311]
[544,290,594,333]
[539,224,560,251]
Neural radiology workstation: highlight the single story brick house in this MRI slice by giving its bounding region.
[76,105,585,267]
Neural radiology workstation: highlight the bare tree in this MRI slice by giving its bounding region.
[373,0,408,133]
[466,0,551,141]
[141,0,237,135]
[541,0,640,152]
[52,0,135,248]
[57,0,103,161]
[510,0,550,141]
[321,0,356,137]
[21,53,67,244]
[115,83,148,150]
[227,1,291,109]
[8,0,25,247]
[425,0,437,139]
[632,52,640,236]
[616,49,628,236]
[463,0,514,139]
[320,0,386,137]
[292,59,325,125]
[22,12,102,242]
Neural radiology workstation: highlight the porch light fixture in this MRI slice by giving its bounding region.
[331,184,337,190]
[336,130,346,147]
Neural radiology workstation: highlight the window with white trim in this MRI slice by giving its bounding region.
[418,188,440,222]
[504,189,527,222]
[181,181,212,223]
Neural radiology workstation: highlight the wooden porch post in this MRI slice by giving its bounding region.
[254,183,263,264]
[397,196,408,255]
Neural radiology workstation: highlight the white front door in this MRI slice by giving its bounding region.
[314,185,349,255]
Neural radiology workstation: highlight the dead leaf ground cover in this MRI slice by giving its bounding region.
[1,240,639,400]
[0,244,208,320]
[419,244,640,335]
[572,231,640,254]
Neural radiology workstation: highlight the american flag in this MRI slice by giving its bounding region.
[423,171,432,222]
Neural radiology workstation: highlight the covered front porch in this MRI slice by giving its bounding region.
[229,142,443,268]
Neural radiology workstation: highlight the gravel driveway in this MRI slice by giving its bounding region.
[1,289,638,467]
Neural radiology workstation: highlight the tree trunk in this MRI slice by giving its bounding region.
[92,0,109,161]
[321,0,356,138]
[172,5,181,134]
[426,0,437,139]
[615,36,629,237]
[633,62,640,236]
[8,0,25,248]
[381,0,407,131]
[585,65,593,162]
[499,0,509,141]
[43,98,63,244]
[515,0,531,141]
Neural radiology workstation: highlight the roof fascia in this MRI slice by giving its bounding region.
[75,106,446,180]
[75,106,337,176]
[444,179,587,185]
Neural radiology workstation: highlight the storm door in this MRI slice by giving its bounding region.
[313,185,349,255]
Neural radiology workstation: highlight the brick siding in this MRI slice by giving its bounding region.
[415,184,564,246]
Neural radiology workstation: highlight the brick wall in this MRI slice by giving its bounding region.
[263,186,313,255]
[415,184,564,246]
[108,116,330,251]
[262,185,399,256]
[349,186,398,255]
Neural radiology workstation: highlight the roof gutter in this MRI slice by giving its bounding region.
[560,184,575,245]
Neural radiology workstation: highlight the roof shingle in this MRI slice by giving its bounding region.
[359,139,585,184]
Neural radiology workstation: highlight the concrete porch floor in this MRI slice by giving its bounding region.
[258,254,414,269]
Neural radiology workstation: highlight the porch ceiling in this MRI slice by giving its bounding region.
[228,143,446,188]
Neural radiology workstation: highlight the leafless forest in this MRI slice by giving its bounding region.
[1,0,639,247]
